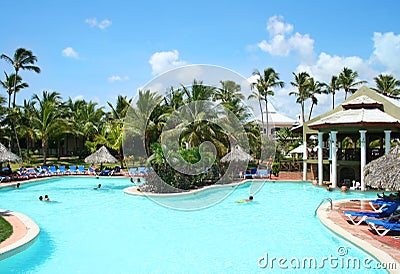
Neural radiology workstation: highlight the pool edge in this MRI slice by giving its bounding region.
[0,210,40,260]
[317,200,399,273]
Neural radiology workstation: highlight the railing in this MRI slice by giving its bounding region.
[315,197,333,216]
[279,160,303,172]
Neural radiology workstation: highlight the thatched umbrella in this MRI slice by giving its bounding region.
[221,145,254,163]
[365,146,400,190]
[84,146,118,169]
[0,143,21,163]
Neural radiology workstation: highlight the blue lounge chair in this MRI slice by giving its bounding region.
[49,166,58,175]
[344,202,400,225]
[368,199,398,212]
[88,167,97,175]
[69,166,78,174]
[128,168,137,177]
[99,170,111,176]
[366,219,400,236]
[59,166,68,174]
[77,166,86,174]
[137,167,145,175]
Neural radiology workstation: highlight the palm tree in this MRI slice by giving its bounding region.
[325,75,340,110]
[181,79,216,102]
[247,86,264,131]
[338,67,367,100]
[372,74,400,99]
[0,72,28,109]
[289,72,311,123]
[251,68,284,136]
[307,78,326,120]
[1,48,40,108]
[19,99,36,156]
[107,95,132,121]
[31,91,68,164]
[214,80,250,121]
[125,89,163,156]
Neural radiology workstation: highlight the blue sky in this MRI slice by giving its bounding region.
[1,0,400,119]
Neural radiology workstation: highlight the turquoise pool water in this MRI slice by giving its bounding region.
[0,177,387,273]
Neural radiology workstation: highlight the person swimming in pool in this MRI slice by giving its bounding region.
[44,194,51,201]
[94,184,101,190]
[39,195,43,201]
[237,196,254,203]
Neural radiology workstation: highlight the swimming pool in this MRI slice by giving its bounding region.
[0,177,386,273]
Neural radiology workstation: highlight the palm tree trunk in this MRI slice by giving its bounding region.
[301,103,305,123]
[332,92,335,110]
[258,99,264,134]
[12,121,21,157]
[11,70,21,157]
[42,139,48,165]
[264,95,269,136]
[308,103,315,121]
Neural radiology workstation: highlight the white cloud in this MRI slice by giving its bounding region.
[85,18,112,29]
[108,75,129,82]
[62,47,79,59]
[266,15,293,36]
[296,52,376,83]
[371,32,400,75]
[149,50,186,76]
[257,16,314,59]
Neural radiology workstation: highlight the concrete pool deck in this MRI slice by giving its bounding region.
[317,199,400,273]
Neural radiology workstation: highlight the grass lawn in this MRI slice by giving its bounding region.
[0,216,13,243]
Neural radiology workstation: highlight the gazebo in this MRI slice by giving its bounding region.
[84,146,118,169]
[300,86,400,190]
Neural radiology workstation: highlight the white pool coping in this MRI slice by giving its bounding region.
[0,210,40,260]
[317,200,400,274]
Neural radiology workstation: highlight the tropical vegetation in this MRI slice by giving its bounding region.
[1,47,399,191]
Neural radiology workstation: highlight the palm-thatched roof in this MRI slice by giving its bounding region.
[84,146,118,164]
[365,146,400,190]
[220,145,253,163]
[0,143,21,163]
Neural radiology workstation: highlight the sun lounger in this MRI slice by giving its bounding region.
[77,166,86,174]
[99,170,111,176]
[343,202,400,225]
[59,166,69,174]
[49,166,58,175]
[366,219,400,236]
[128,168,137,177]
[368,199,398,212]
[69,166,78,174]
[88,167,97,175]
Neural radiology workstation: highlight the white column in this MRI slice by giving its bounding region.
[360,130,367,191]
[318,132,323,186]
[330,131,337,188]
[302,141,308,181]
[384,130,391,155]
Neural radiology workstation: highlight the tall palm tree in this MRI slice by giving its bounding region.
[372,74,400,99]
[289,72,311,123]
[307,78,326,120]
[325,75,340,110]
[107,95,132,121]
[214,80,250,121]
[1,48,40,108]
[31,91,68,164]
[338,67,367,100]
[251,68,284,136]
[181,79,216,102]
[247,86,264,131]
[0,72,28,109]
